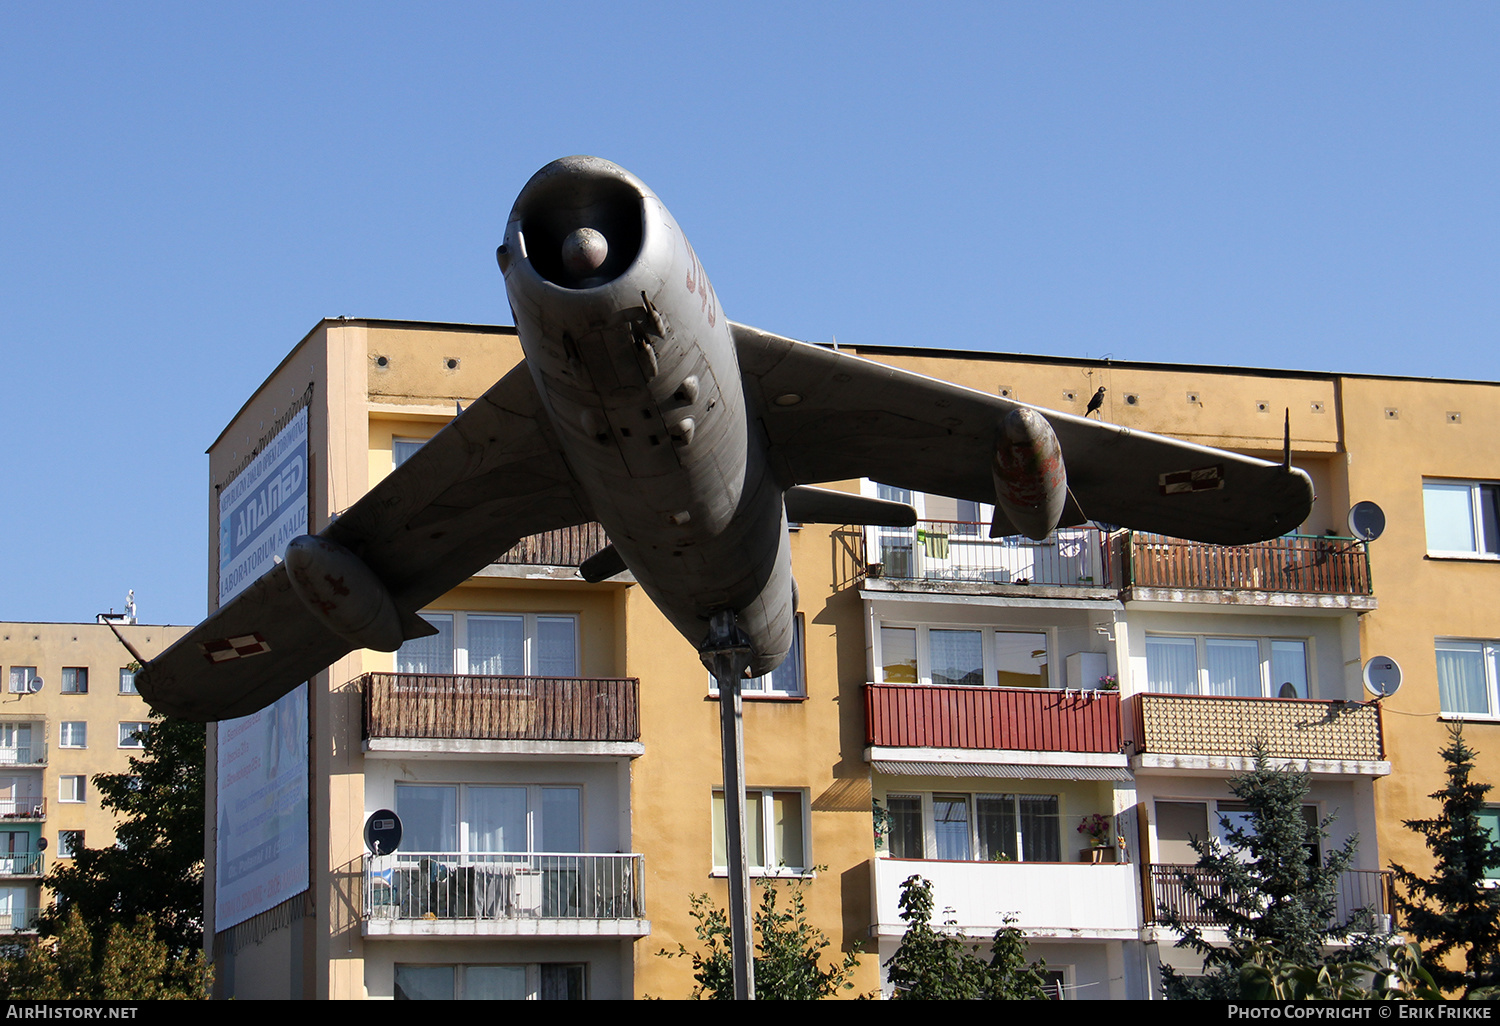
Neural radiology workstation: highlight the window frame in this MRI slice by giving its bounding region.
[393,962,587,1000]
[118,668,138,695]
[1143,633,1313,699]
[1437,638,1500,721]
[708,614,806,698]
[874,621,1051,689]
[1477,806,1500,884]
[396,611,581,678]
[392,782,585,856]
[1423,479,1500,560]
[881,790,1066,864]
[57,831,83,859]
[58,722,86,749]
[391,436,430,469]
[61,668,88,695]
[7,668,36,695]
[59,776,84,803]
[1153,797,1322,865]
[711,787,810,877]
[118,722,150,749]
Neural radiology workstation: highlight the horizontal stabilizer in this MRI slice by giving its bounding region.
[784,486,917,527]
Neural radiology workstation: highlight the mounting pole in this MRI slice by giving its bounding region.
[704,609,755,1000]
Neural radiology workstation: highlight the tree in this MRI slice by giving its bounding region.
[883,875,1051,1000]
[41,713,205,970]
[0,908,210,999]
[1391,725,1500,997]
[659,873,861,999]
[1158,747,1386,999]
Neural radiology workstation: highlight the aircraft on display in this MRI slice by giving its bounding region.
[137,156,1313,722]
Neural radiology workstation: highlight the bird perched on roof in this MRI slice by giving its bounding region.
[1085,387,1106,418]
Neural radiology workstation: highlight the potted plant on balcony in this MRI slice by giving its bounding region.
[1097,674,1119,691]
[1077,813,1114,863]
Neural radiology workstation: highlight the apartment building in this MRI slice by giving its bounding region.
[201,317,1498,998]
[0,613,188,936]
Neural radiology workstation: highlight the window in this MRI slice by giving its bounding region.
[392,437,428,468]
[119,722,150,748]
[712,789,808,874]
[1437,640,1500,719]
[59,776,84,803]
[883,791,1062,862]
[878,625,1048,688]
[1424,480,1500,558]
[1145,635,1310,698]
[59,723,86,749]
[1155,799,1319,865]
[709,616,806,697]
[58,831,83,859]
[1479,807,1500,883]
[396,612,578,677]
[0,725,34,764]
[395,963,585,1000]
[7,668,36,695]
[118,668,138,695]
[394,784,582,854]
[61,668,87,695]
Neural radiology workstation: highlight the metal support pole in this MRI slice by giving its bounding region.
[704,609,755,1000]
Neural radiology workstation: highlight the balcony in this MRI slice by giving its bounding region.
[493,522,608,569]
[871,856,1140,941]
[1126,693,1388,777]
[362,852,648,938]
[0,799,44,821]
[1124,533,1374,610]
[866,684,1120,754]
[838,522,1115,597]
[0,907,40,934]
[360,673,642,759]
[0,743,46,767]
[0,853,43,877]
[1148,864,1392,931]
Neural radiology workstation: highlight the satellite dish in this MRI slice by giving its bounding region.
[364,809,402,856]
[26,677,42,694]
[1363,656,1403,698]
[36,837,47,851]
[1348,501,1386,543]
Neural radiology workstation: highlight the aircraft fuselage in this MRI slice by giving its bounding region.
[500,157,794,675]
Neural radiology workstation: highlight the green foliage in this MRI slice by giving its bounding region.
[1237,938,1441,1001]
[659,873,861,999]
[1391,725,1500,997]
[883,875,1051,1000]
[41,714,205,972]
[1158,746,1387,999]
[0,908,210,999]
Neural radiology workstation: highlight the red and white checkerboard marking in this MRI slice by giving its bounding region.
[200,633,272,663]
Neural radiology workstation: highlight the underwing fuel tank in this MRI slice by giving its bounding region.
[992,407,1067,541]
[284,535,404,652]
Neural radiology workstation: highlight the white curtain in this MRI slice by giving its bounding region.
[1437,642,1490,715]
[1146,636,1198,694]
[1206,638,1261,697]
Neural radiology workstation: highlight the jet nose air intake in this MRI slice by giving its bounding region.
[508,156,645,290]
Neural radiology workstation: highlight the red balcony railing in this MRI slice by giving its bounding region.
[361,674,640,743]
[1125,533,1372,597]
[865,683,1121,753]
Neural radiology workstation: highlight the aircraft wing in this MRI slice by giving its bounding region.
[732,323,1313,545]
[137,361,593,721]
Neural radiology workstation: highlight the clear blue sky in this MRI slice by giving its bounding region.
[2,3,1496,625]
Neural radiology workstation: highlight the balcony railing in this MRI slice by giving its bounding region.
[866,684,1121,753]
[1125,533,1372,597]
[845,522,1112,590]
[1127,693,1384,763]
[0,853,43,877]
[493,523,609,568]
[362,674,640,743]
[0,744,46,766]
[0,799,44,820]
[0,907,40,933]
[1148,864,1392,929]
[364,852,644,923]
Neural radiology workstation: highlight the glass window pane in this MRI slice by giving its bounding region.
[1426,482,1479,553]
[1146,637,1198,694]
[1478,808,1500,881]
[995,632,1048,688]
[930,630,984,686]
[1206,638,1262,697]
[396,785,457,852]
[1437,641,1491,716]
[539,787,581,853]
[1272,641,1309,698]
[467,616,524,675]
[772,792,805,869]
[1019,795,1060,862]
[976,795,1017,861]
[749,618,804,694]
[1155,801,1209,864]
[538,964,586,1000]
[392,438,426,468]
[535,617,578,677]
[1481,486,1500,555]
[881,628,918,684]
[933,795,971,860]
[463,965,527,1000]
[887,796,924,859]
[395,965,454,1000]
[397,614,453,674]
[466,787,526,852]
[713,791,766,869]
